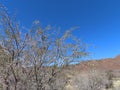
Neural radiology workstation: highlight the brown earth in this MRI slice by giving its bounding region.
[73,55,120,72]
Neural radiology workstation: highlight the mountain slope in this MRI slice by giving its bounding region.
[74,55,120,72]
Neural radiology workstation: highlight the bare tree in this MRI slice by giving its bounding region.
[0,3,88,90]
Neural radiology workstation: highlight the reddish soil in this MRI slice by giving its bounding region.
[73,55,120,72]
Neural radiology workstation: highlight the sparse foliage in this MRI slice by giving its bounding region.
[0,4,88,90]
[72,70,111,90]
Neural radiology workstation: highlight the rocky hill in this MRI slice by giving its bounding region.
[73,55,120,72]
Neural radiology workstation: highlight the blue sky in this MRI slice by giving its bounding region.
[1,0,120,59]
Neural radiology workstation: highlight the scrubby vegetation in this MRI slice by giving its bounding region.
[1,3,120,90]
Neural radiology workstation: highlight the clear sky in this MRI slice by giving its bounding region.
[1,0,120,59]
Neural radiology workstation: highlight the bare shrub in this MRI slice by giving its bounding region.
[72,70,110,90]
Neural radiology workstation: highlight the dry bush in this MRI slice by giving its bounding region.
[72,70,111,90]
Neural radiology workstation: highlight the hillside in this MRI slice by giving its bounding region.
[64,55,120,90]
[73,55,120,72]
